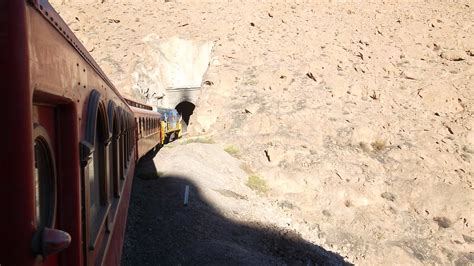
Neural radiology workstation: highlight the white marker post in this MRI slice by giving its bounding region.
[184,185,190,206]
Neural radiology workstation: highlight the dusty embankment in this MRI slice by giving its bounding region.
[52,1,473,264]
[122,143,348,265]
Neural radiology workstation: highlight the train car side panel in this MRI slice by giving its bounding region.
[26,2,138,265]
[131,107,162,158]
[1,1,162,265]
[0,1,35,265]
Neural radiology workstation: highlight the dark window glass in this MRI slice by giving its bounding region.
[112,118,119,197]
[34,138,55,228]
[89,129,101,227]
[140,118,143,137]
[125,123,129,164]
[120,127,125,178]
[88,113,110,245]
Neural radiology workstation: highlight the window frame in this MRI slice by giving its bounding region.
[33,123,57,230]
[79,90,111,251]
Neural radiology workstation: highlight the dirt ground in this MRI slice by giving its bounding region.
[52,1,474,265]
[122,145,348,265]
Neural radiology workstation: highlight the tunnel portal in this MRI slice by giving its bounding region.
[175,101,195,132]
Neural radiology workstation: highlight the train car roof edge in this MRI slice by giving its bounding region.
[129,106,162,117]
[29,0,131,111]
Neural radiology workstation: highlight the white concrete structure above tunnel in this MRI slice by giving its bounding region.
[131,35,213,110]
[164,87,201,109]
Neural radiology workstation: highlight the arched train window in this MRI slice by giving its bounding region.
[88,110,107,237]
[33,131,56,229]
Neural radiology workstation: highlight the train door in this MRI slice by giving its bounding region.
[31,103,71,265]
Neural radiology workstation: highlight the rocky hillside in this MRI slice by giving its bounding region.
[52,1,473,264]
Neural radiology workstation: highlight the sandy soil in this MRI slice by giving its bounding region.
[122,145,348,265]
[52,1,474,265]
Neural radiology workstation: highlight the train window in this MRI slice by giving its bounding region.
[112,115,120,197]
[122,119,127,176]
[130,118,134,156]
[124,128,127,166]
[128,119,131,158]
[33,136,55,229]
[125,120,129,165]
[138,118,141,138]
[126,128,129,163]
[88,114,107,241]
[81,91,113,250]
[127,118,130,160]
[135,118,139,139]
[144,118,148,136]
[125,118,128,162]
[120,127,125,180]
[89,125,102,228]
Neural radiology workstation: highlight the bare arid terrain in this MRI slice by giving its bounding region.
[52,1,473,265]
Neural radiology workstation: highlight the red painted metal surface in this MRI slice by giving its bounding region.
[131,106,162,158]
[125,97,154,110]
[0,1,35,265]
[0,1,162,265]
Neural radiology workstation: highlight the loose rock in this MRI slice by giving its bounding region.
[433,216,452,228]
[440,50,467,61]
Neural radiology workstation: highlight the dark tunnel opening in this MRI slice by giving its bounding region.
[175,101,195,132]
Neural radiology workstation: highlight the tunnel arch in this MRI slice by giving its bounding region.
[175,101,195,132]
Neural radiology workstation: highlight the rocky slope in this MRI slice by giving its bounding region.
[52,1,473,264]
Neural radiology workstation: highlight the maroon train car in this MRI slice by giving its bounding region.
[124,97,163,157]
[0,0,162,265]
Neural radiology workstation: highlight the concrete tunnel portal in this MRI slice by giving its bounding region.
[134,37,213,134]
[163,87,201,133]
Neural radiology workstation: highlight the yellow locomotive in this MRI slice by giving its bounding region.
[156,108,182,144]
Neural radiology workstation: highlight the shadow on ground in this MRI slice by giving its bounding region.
[121,148,351,265]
